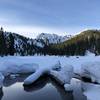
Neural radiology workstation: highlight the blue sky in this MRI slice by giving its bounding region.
[0,0,100,38]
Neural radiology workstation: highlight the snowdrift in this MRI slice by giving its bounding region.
[0,61,39,76]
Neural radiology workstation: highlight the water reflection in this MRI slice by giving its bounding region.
[0,75,87,100]
[3,74,30,87]
[0,88,3,100]
[23,75,48,92]
[24,75,74,100]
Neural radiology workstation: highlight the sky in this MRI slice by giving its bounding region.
[0,0,100,38]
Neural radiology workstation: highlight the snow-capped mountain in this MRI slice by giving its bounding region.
[36,33,72,45]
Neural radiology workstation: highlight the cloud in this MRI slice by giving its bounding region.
[0,0,100,38]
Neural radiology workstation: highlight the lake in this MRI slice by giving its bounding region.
[0,75,87,100]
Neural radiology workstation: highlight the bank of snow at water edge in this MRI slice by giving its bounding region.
[0,61,39,76]
[0,53,99,86]
[23,61,62,85]
[82,82,100,100]
[81,62,100,84]
[50,64,73,85]
[24,62,74,90]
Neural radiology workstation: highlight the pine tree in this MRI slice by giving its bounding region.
[8,34,15,55]
[0,27,6,56]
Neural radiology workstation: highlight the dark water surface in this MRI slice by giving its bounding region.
[0,75,87,100]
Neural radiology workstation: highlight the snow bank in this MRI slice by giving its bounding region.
[0,73,4,88]
[64,84,73,91]
[24,69,43,85]
[50,65,73,85]
[0,61,39,76]
[24,61,74,89]
[0,54,100,89]
[82,82,100,100]
[24,61,61,85]
[81,62,100,83]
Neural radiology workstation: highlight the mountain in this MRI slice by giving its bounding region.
[45,30,100,56]
[0,28,72,56]
[36,33,71,45]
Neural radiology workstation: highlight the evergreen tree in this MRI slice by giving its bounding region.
[8,34,15,55]
[0,27,6,56]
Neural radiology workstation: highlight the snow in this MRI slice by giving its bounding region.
[24,61,61,85]
[64,84,73,91]
[70,78,87,100]
[82,82,100,100]
[24,69,43,85]
[36,33,71,44]
[50,65,73,85]
[0,61,39,76]
[0,54,98,78]
[0,73,4,88]
[85,51,95,56]
[10,74,20,79]
[0,54,100,96]
[81,62,100,83]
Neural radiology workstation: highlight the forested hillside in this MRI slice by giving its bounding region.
[44,30,100,56]
[0,27,40,56]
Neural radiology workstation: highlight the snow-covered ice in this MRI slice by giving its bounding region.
[70,78,87,100]
[24,61,61,85]
[82,82,100,100]
[50,65,73,85]
[0,61,39,76]
[64,84,73,91]
[0,52,97,76]
[0,73,4,88]
[81,62,100,83]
